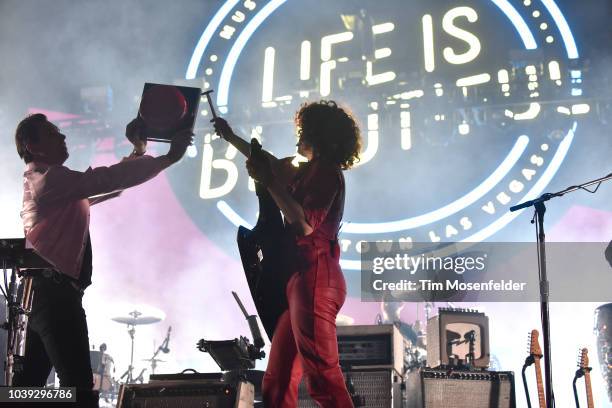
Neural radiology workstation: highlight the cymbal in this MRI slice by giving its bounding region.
[336,314,354,326]
[112,316,161,325]
[111,310,163,325]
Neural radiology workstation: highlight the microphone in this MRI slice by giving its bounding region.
[162,326,171,353]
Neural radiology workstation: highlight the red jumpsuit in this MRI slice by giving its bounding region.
[262,159,354,407]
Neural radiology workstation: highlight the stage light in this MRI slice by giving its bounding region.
[513,103,541,120]
[422,15,435,73]
[442,7,482,65]
[217,0,288,110]
[187,145,198,158]
[199,144,239,199]
[186,0,240,79]
[571,104,590,115]
[458,122,470,135]
[548,61,561,81]
[456,73,491,87]
[262,47,275,103]
[300,41,311,81]
[321,31,353,61]
[490,0,537,50]
[541,0,578,58]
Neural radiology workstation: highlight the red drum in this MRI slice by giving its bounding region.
[139,85,187,131]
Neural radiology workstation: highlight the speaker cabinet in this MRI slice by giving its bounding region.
[405,368,515,408]
[298,369,402,408]
[117,378,254,408]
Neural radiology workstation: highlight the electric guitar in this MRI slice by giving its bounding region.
[236,138,294,340]
[529,329,546,408]
[578,348,595,408]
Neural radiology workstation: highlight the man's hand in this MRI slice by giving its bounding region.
[165,129,194,164]
[211,117,234,140]
[126,117,147,155]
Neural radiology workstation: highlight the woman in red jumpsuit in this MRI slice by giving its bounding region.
[214,101,361,407]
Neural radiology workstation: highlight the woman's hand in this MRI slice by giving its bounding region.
[246,153,274,186]
[211,117,234,140]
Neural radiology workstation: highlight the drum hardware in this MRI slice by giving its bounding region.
[141,326,171,375]
[0,238,51,386]
[112,309,163,384]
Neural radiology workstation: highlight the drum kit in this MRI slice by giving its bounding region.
[91,308,168,405]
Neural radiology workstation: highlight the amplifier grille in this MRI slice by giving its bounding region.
[298,370,400,408]
[405,369,515,408]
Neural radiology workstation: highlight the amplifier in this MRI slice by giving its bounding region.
[298,369,402,408]
[427,308,490,368]
[337,324,405,373]
[405,368,515,408]
[117,376,254,408]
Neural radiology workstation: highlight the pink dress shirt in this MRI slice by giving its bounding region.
[20,155,170,281]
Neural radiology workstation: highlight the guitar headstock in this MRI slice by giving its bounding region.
[529,329,543,357]
[578,347,590,370]
[250,137,263,157]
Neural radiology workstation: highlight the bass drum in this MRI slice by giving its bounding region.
[90,350,115,392]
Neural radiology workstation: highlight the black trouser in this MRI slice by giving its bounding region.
[12,274,99,407]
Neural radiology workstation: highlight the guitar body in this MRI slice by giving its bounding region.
[237,139,294,340]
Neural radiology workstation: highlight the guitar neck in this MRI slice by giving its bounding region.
[584,370,594,408]
[534,357,547,408]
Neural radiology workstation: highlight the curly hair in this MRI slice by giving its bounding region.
[295,100,362,170]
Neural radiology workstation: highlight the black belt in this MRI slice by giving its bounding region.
[26,269,84,295]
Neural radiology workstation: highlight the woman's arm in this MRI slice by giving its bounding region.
[246,154,312,236]
[222,129,252,158]
[247,158,339,237]
[266,179,313,236]
[211,117,254,158]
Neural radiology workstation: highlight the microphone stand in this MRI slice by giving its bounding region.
[143,326,171,375]
[510,172,612,408]
[522,355,534,408]
[572,368,583,408]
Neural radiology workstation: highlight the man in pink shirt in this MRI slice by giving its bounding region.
[14,113,191,407]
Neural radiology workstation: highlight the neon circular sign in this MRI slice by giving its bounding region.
[173,0,586,271]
